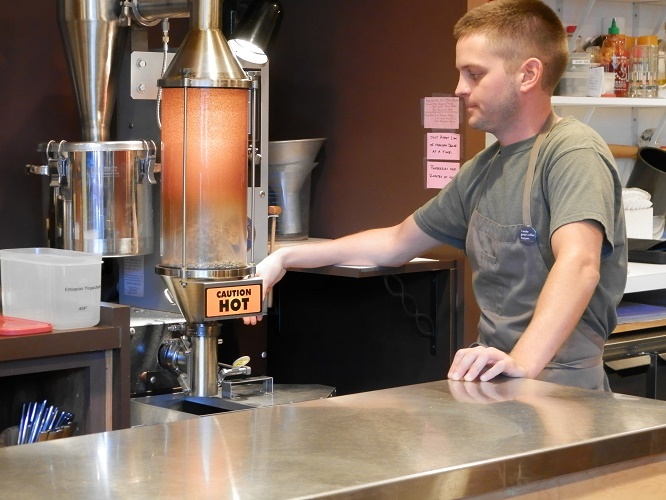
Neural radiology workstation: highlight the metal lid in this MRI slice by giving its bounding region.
[37,140,153,153]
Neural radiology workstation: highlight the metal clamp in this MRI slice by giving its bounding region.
[158,337,192,394]
[137,139,157,184]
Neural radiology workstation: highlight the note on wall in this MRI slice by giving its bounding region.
[423,96,460,130]
[426,161,460,189]
[426,132,460,161]
[122,255,145,297]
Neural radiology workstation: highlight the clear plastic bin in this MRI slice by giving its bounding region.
[0,248,102,329]
[557,53,591,96]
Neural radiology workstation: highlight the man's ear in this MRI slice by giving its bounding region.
[518,57,543,92]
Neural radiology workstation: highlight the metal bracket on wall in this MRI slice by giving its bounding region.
[383,275,438,355]
[556,0,596,52]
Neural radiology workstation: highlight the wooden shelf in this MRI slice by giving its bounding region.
[614,317,666,333]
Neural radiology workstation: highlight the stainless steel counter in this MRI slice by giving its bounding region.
[2,377,666,499]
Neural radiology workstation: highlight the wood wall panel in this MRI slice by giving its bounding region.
[0,1,79,248]
[268,0,467,238]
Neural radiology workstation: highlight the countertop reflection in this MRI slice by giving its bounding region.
[2,378,666,499]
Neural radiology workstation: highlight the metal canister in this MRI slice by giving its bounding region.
[28,139,157,256]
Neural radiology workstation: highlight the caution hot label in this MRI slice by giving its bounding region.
[205,284,262,318]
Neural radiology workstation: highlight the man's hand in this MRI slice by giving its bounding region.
[242,252,287,326]
[447,345,528,382]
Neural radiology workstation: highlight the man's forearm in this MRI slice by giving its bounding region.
[276,218,438,270]
[510,255,600,378]
[276,228,391,270]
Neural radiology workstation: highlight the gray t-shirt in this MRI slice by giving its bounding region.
[414,116,627,342]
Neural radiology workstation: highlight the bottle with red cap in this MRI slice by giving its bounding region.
[601,18,629,96]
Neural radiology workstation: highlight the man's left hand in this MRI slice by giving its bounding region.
[447,345,528,382]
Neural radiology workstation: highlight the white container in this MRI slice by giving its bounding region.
[624,207,654,239]
[0,248,102,329]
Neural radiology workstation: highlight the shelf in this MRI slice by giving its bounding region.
[293,258,454,278]
[552,96,666,107]
[621,0,666,4]
[625,262,666,293]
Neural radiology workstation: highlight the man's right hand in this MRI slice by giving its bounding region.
[242,251,287,326]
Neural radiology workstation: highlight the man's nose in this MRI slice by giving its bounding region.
[455,76,468,97]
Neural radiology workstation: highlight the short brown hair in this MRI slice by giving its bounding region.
[454,0,568,93]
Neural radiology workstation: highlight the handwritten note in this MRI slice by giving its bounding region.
[427,132,460,161]
[423,96,460,130]
[426,161,460,189]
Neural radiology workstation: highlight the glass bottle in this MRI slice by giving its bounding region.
[658,23,666,87]
[601,18,629,96]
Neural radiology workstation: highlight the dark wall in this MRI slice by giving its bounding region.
[268,0,467,238]
[0,0,79,248]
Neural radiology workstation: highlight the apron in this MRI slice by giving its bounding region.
[466,112,610,391]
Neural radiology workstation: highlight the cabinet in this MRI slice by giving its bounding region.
[0,303,131,441]
[266,259,458,395]
[605,265,666,399]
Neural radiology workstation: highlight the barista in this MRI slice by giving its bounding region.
[246,0,627,391]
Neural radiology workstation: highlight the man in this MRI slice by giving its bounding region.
[245,0,627,391]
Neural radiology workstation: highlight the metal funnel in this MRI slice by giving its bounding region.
[268,138,326,239]
[57,0,127,141]
[159,0,250,89]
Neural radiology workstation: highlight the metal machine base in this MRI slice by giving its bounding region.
[130,384,336,426]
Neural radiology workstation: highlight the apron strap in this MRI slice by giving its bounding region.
[546,354,603,370]
[521,111,559,228]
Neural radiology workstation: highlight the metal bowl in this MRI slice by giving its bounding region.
[268,138,326,166]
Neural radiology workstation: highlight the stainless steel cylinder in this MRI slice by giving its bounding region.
[130,0,189,26]
[38,140,156,256]
[627,147,666,216]
[187,323,221,397]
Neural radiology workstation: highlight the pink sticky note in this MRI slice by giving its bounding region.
[423,97,460,129]
[426,133,460,161]
[426,161,460,189]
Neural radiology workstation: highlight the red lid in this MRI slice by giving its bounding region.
[0,316,53,336]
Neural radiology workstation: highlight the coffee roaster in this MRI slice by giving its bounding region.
[26,0,283,406]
